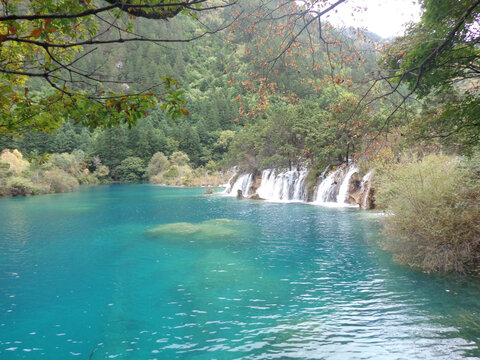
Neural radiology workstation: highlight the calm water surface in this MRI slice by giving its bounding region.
[0,184,479,359]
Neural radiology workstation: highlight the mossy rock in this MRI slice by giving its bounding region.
[145,218,248,241]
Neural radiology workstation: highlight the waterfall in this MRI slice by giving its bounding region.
[221,173,236,194]
[336,166,358,204]
[313,165,358,207]
[314,168,342,204]
[256,169,274,199]
[256,168,308,202]
[320,165,331,178]
[360,170,374,209]
[244,173,253,196]
[292,169,308,200]
[226,173,252,197]
[223,164,368,208]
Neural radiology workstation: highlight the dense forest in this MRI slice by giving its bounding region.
[0,0,479,273]
[0,1,393,180]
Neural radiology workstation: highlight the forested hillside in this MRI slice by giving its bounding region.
[0,1,386,177]
[1,9,239,172]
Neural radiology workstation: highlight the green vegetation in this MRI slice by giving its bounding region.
[226,96,384,171]
[147,152,170,179]
[115,157,146,182]
[148,151,230,186]
[0,147,229,196]
[0,149,89,196]
[0,0,229,135]
[381,0,480,151]
[375,154,480,274]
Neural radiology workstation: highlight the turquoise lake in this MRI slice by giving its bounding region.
[0,184,479,359]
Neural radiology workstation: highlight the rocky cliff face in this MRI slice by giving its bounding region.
[348,171,375,209]
[249,170,263,196]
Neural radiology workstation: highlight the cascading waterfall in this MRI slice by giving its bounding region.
[336,166,358,204]
[292,169,308,200]
[221,173,236,194]
[312,165,358,206]
[244,174,253,196]
[360,170,374,209]
[360,170,373,192]
[255,169,276,199]
[225,173,252,197]
[223,164,369,208]
[256,168,308,202]
[314,168,342,204]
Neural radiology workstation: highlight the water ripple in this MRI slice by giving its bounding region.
[0,186,479,359]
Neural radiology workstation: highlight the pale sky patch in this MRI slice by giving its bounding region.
[323,0,422,38]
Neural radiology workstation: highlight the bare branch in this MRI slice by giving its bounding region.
[0,0,234,22]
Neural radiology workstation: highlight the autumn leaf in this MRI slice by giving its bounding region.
[29,28,44,38]
[179,106,190,116]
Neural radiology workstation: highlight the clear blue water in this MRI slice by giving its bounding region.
[0,184,479,359]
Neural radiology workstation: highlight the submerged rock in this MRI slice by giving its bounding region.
[145,218,247,240]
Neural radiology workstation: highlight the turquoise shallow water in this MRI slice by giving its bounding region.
[0,184,479,359]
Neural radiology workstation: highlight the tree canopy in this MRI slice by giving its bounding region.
[379,0,480,149]
[0,0,234,136]
[1,0,479,156]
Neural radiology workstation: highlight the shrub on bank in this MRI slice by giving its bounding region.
[147,152,170,179]
[170,151,189,166]
[0,149,29,175]
[162,165,180,180]
[43,169,79,193]
[4,176,39,196]
[376,154,480,274]
[0,149,105,197]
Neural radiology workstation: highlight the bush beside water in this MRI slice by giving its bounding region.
[147,151,230,187]
[0,149,230,197]
[375,153,480,274]
[0,149,101,197]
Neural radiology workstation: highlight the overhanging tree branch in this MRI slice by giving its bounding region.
[0,0,235,21]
